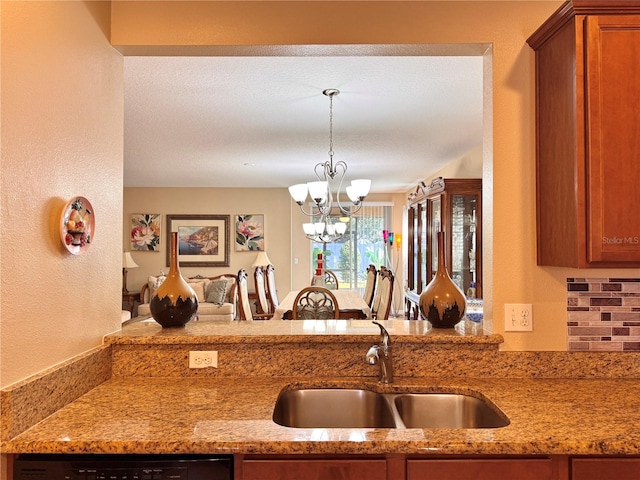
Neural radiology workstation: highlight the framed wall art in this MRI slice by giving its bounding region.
[235,214,264,251]
[166,214,230,267]
[130,213,161,251]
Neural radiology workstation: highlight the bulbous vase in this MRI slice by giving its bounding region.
[419,231,467,328]
[150,232,198,327]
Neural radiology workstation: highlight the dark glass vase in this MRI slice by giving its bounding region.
[150,232,198,327]
[419,231,467,328]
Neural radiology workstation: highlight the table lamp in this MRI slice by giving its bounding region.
[251,251,272,268]
[122,252,139,294]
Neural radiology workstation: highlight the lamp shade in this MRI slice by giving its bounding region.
[122,252,139,269]
[308,181,328,204]
[251,251,272,267]
[347,179,371,202]
[288,184,308,204]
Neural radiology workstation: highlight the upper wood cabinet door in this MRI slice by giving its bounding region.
[528,3,640,267]
[585,15,640,264]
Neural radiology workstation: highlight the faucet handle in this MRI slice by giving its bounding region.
[372,320,391,348]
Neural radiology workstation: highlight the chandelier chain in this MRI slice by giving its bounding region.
[328,91,334,163]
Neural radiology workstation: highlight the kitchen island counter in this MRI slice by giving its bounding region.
[4,319,640,457]
[4,374,640,456]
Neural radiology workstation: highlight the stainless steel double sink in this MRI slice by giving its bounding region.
[272,388,510,429]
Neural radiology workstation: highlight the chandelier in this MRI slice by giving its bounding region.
[303,214,349,243]
[289,89,371,220]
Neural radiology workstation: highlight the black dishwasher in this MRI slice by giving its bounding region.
[13,453,232,480]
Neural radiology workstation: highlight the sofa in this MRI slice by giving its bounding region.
[138,274,238,321]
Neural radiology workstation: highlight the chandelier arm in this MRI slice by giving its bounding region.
[295,202,320,217]
[317,201,331,216]
[332,160,354,216]
[313,161,330,182]
[305,231,346,243]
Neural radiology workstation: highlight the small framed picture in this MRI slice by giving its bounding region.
[130,213,161,251]
[235,214,264,251]
[166,214,230,267]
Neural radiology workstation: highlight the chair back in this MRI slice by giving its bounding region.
[323,270,339,290]
[254,266,271,314]
[237,269,253,321]
[265,264,279,310]
[292,286,340,320]
[374,269,395,320]
[371,267,386,315]
[363,264,377,307]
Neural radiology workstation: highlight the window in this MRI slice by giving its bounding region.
[311,203,393,290]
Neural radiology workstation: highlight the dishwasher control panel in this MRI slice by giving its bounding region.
[13,454,232,480]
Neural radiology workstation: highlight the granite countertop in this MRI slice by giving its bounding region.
[4,319,640,457]
[5,374,640,456]
[108,317,498,345]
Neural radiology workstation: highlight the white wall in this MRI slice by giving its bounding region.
[1,1,123,388]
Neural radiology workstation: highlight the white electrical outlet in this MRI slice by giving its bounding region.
[504,304,533,332]
[189,350,218,368]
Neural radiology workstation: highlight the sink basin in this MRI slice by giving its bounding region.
[394,393,510,428]
[272,388,396,428]
[273,388,509,429]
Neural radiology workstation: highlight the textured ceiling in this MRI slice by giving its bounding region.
[123,48,484,193]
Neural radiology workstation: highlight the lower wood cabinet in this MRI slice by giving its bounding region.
[572,458,640,480]
[239,458,388,480]
[237,455,640,480]
[237,455,564,480]
[407,457,560,480]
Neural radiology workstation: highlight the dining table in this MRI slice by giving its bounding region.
[273,288,372,320]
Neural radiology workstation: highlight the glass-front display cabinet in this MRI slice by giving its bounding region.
[406,177,482,318]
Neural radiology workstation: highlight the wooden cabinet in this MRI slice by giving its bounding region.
[407,457,560,480]
[237,455,640,480]
[239,458,388,480]
[406,178,482,305]
[237,455,561,480]
[572,458,640,480]
[527,2,640,267]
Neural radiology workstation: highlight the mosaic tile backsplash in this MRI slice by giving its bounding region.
[567,278,640,351]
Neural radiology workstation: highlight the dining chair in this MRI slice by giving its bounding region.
[323,269,339,290]
[237,269,271,321]
[363,264,377,307]
[373,269,395,320]
[265,264,279,311]
[253,266,272,315]
[292,286,340,320]
[371,266,386,317]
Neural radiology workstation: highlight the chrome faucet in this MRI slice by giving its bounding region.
[366,320,394,383]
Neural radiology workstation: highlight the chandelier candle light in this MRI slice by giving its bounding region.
[303,215,348,243]
[289,89,371,242]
